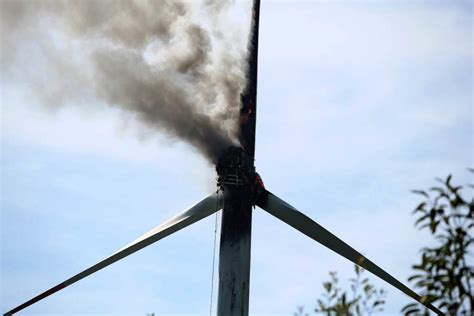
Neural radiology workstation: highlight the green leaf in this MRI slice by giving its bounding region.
[323,282,332,293]
[413,202,427,213]
[445,174,453,189]
[412,189,429,198]
[408,274,423,282]
[354,264,360,275]
[401,303,418,311]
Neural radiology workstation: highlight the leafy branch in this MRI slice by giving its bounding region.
[402,172,474,315]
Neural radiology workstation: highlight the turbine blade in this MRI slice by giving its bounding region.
[256,190,444,316]
[5,193,223,316]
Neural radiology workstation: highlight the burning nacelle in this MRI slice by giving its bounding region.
[216,146,265,200]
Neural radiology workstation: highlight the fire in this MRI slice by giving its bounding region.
[216,146,264,203]
[241,104,253,125]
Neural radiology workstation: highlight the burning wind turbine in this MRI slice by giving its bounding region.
[4,0,444,315]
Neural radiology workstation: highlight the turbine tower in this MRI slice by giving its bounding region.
[5,1,444,315]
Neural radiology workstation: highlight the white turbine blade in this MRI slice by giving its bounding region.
[256,190,444,316]
[5,193,223,316]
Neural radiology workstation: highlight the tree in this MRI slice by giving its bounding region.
[295,265,386,316]
[402,172,474,316]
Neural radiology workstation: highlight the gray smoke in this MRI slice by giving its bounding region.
[1,0,251,163]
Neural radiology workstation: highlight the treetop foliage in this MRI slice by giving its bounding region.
[402,172,473,316]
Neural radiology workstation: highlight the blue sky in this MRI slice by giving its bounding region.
[1,1,472,315]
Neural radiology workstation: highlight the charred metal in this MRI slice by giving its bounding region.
[216,146,265,199]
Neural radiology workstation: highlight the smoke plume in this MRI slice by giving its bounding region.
[1,0,251,163]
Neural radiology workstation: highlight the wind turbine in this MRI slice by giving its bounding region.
[5,1,444,315]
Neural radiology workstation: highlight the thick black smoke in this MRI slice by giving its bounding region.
[1,0,251,163]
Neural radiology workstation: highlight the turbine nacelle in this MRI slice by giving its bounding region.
[216,146,264,200]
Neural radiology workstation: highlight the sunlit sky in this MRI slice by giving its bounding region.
[1,1,472,315]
